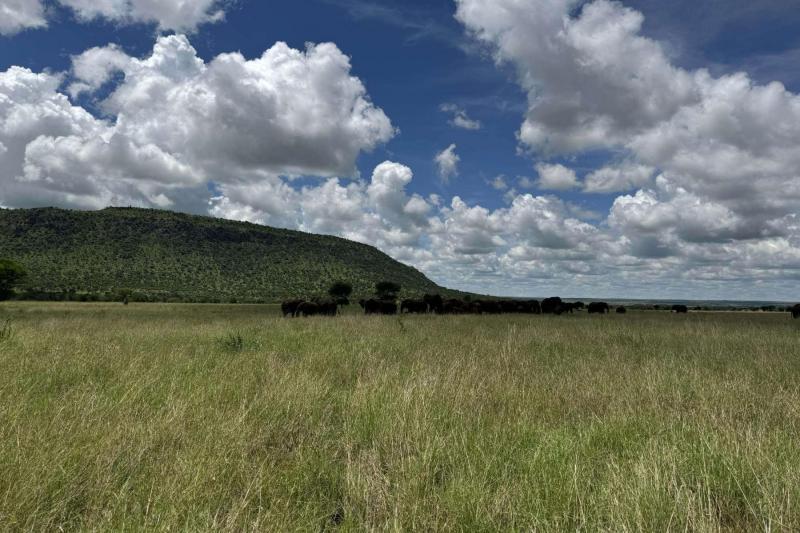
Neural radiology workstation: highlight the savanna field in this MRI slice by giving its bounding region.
[1,303,799,531]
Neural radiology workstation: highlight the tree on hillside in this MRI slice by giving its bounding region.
[375,281,401,301]
[0,259,27,301]
[328,281,353,305]
[116,289,133,305]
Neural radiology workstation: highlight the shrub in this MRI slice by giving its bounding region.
[0,259,27,301]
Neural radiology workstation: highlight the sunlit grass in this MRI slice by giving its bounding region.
[0,302,798,530]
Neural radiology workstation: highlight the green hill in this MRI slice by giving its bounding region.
[0,207,448,303]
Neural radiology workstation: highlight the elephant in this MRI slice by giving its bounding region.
[423,294,444,314]
[294,300,338,317]
[296,302,321,317]
[526,300,542,314]
[401,299,428,314]
[588,302,610,314]
[442,299,469,314]
[317,300,339,316]
[541,297,564,314]
[360,299,397,315]
[379,300,398,315]
[555,302,574,315]
[497,300,517,314]
[672,305,689,314]
[281,299,304,317]
[791,304,800,319]
[468,301,484,314]
[471,300,494,314]
[359,299,379,315]
[616,306,627,314]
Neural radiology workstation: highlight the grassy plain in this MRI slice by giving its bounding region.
[0,302,798,531]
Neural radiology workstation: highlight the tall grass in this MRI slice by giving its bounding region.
[0,302,798,530]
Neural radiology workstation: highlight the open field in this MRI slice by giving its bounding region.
[1,303,799,531]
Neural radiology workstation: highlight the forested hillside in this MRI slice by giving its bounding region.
[0,207,446,302]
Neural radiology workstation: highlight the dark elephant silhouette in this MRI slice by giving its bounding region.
[296,302,320,317]
[517,300,541,314]
[555,302,574,315]
[359,299,378,314]
[401,299,428,314]
[295,300,338,317]
[791,304,800,319]
[281,299,304,317]
[616,306,627,314]
[476,300,501,314]
[588,302,610,314]
[672,305,689,314]
[423,294,444,314]
[317,300,339,316]
[541,297,563,314]
[498,300,517,314]
[360,299,397,315]
[442,299,469,314]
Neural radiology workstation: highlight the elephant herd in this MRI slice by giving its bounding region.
[282,297,800,319]
[282,295,630,317]
[358,295,586,316]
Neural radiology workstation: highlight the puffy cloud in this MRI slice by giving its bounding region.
[610,185,783,246]
[210,161,433,251]
[62,0,226,31]
[367,161,431,228]
[583,162,654,193]
[454,0,800,205]
[412,190,629,295]
[436,197,505,255]
[209,178,299,229]
[504,194,601,250]
[208,157,626,296]
[456,0,695,155]
[434,143,460,183]
[534,162,579,190]
[440,103,482,130]
[0,35,394,211]
[97,37,393,180]
[0,66,127,208]
[0,0,46,35]
[454,0,800,295]
[0,0,228,35]
[67,44,133,97]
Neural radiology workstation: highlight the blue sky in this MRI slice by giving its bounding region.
[1,0,799,300]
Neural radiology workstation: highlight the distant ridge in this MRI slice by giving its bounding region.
[0,207,448,302]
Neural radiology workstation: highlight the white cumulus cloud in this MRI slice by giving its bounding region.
[0,0,228,35]
[58,0,226,32]
[583,162,654,194]
[0,0,47,35]
[534,162,579,190]
[435,143,460,183]
[454,0,800,295]
[0,35,395,210]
